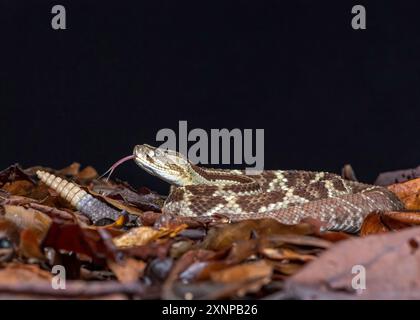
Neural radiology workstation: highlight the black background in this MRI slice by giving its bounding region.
[1,1,419,193]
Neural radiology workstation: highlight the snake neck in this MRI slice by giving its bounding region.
[189,165,255,186]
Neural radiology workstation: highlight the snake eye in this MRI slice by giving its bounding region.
[155,149,162,157]
[148,150,155,157]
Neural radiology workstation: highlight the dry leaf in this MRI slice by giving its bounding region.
[202,219,315,251]
[76,166,98,180]
[113,225,187,248]
[3,205,52,239]
[19,229,45,260]
[210,260,272,283]
[108,258,146,283]
[361,211,420,236]
[261,247,315,262]
[88,189,145,216]
[57,163,81,176]
[0,263,52,284]
[388,178,420,210]
[284,226,420,299]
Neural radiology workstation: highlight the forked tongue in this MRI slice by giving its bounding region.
[98,155,136,181]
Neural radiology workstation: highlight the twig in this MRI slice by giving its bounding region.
[0,281,159,299]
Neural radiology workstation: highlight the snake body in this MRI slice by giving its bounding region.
[133,145,404,232]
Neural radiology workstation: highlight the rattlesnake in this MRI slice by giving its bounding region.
[36,144,405,232]
[133,144,404,232]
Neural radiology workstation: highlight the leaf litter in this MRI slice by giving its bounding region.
[0,162,419,299]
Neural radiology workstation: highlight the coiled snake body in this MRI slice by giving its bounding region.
[134,145,404,232]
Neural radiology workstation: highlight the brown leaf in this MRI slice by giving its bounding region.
[283,226,420,299]
[261,234,332,249]
[317,231,352,242]
[3,205,52,240]
[261,247,315,262]
[113,225,187,248]
[225,239,258,264]
[360,212,390,236]
[57,162,81,177]
[76,166,98,181]
[153,213,207,230]
[121,241,173,261]
[162,249,222,299]
[2,180,36,197]
[201,219,315,251]
[272,262,303,276]
[360,211,420,236]
[0,263,52,285]
[180,261,228,282]
[0,164,35,188]
[19,229,45,260]
[170,240,195,259]
[108,258,146,283]
[210,260,272,285]
[27,203,76,223]
[0,218,20,245]
[3,180,71,209]
[43,222,121,264]
[388,178,420,210]
[383,210,420,225]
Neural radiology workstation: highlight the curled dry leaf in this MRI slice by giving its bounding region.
[388,178,420,210]
[113,225,187,248]
[360,212,389,236]
[76,166,98,181]
[360,211,420,236]
[57,162,81,177]
[43,222,121,264]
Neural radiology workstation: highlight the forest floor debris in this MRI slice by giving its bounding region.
[0,163,419,299]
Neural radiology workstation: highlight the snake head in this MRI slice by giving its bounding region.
[133,144,194,186]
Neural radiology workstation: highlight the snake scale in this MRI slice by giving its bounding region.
[37,144,405,232]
